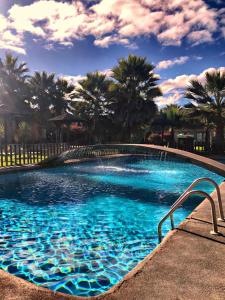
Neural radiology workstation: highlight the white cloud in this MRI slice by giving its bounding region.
[159,67,225,107]
[156,92,181,107]
[99,68,113,77]
[61,68,113,87]
[193,56,203,60]
[187,30,213,45]
[157,56,189,70]
[94,35,130,48]
[0,0,223,54]
[0,13,25,54]
[61,75,86,87]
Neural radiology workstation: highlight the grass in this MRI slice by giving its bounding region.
[0,153,48,167]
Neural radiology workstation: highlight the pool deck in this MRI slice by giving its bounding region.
[0,182,225,300]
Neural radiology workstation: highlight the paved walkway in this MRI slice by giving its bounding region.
[1,183,225,300]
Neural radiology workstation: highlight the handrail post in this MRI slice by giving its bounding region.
[171,177,224,222]
[170,214,174,229]
[158,190,220,243]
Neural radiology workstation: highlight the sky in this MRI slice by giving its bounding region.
[0,0,224,107]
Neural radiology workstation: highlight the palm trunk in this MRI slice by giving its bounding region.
[214,117,224,154]
[205,127,210,153]
[123,127,131,143]
[161,127,165,145]
[170,127,175,147]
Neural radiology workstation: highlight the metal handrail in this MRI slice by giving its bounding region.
[158,189,220,243]
[169,178,224,229]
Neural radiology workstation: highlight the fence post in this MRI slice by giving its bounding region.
[5,144,8,167]
[0,145,3,167]
[18,144,22,165]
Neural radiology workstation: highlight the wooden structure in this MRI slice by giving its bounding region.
[49,112,85,143]
[0,104,31,144]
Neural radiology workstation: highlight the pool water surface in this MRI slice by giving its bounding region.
[0,156,223,296]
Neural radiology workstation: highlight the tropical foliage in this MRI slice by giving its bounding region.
[73,56,161,143]
[110,55,161,142]
[73,72,113,143]
[0,52,224,153]
[184,71,225,153]
[159,104,183,146]
[28,72,74,122]
[0,54,29,113]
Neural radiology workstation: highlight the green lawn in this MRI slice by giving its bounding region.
[0,153,48,167]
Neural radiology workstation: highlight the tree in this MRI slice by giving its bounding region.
[72,72,113,143]
[51,78,75,115]
[183,103,214,152]
[28,72,74,122]
[161,104,183,146]
[0,53,30,143]
[0,53,30,112]
[28,71,56,121]
[184,70,225,153]
[111,55,161,142]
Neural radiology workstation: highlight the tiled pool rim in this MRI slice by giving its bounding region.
[0,144,224,300]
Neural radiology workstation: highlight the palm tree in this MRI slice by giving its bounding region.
[183,103,213,152]
[0,53,30,143]
[29,72,74,116]
[161,104,182,147]
[28,71,56,118]
[111,55,162,142]
[184,70,225,153]
[72,72,113,143]
[0,53,29,111]
[52,78,74,115]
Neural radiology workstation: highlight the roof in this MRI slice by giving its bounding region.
[177,133,195,139]
[0,103,31,116]
[48,112,83,122]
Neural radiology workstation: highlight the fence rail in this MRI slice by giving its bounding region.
[0,143,80,168]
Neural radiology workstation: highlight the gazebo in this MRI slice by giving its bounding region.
[48,112,85,143]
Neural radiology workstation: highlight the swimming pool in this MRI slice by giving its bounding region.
[0,156,223,297]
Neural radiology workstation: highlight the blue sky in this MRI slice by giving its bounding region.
[0,0,224,106]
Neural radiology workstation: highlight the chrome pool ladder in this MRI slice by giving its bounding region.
[158,177,224,243]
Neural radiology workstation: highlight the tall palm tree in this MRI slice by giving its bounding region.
[0,54,30,143]
[184,70,225,153]
[73,72,113,143]
[161,104,182,146]
[111,55,161,142]
[29,72,74,116]
[28,71,56,118]
[52,78,74,115]
[183,103,213,152]
[0,53,29,111]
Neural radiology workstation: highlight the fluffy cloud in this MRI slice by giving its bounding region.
[155,92,181,107]
[158,67,225,107]
[61,75,86,87]
[61,68,112,87]
[0,0,223,54]
[0,13,25,54]
[94,35,130,48]
[187,30,213,45]
[157,56,189,70]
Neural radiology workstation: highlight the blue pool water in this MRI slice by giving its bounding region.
[0,156,223,297]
